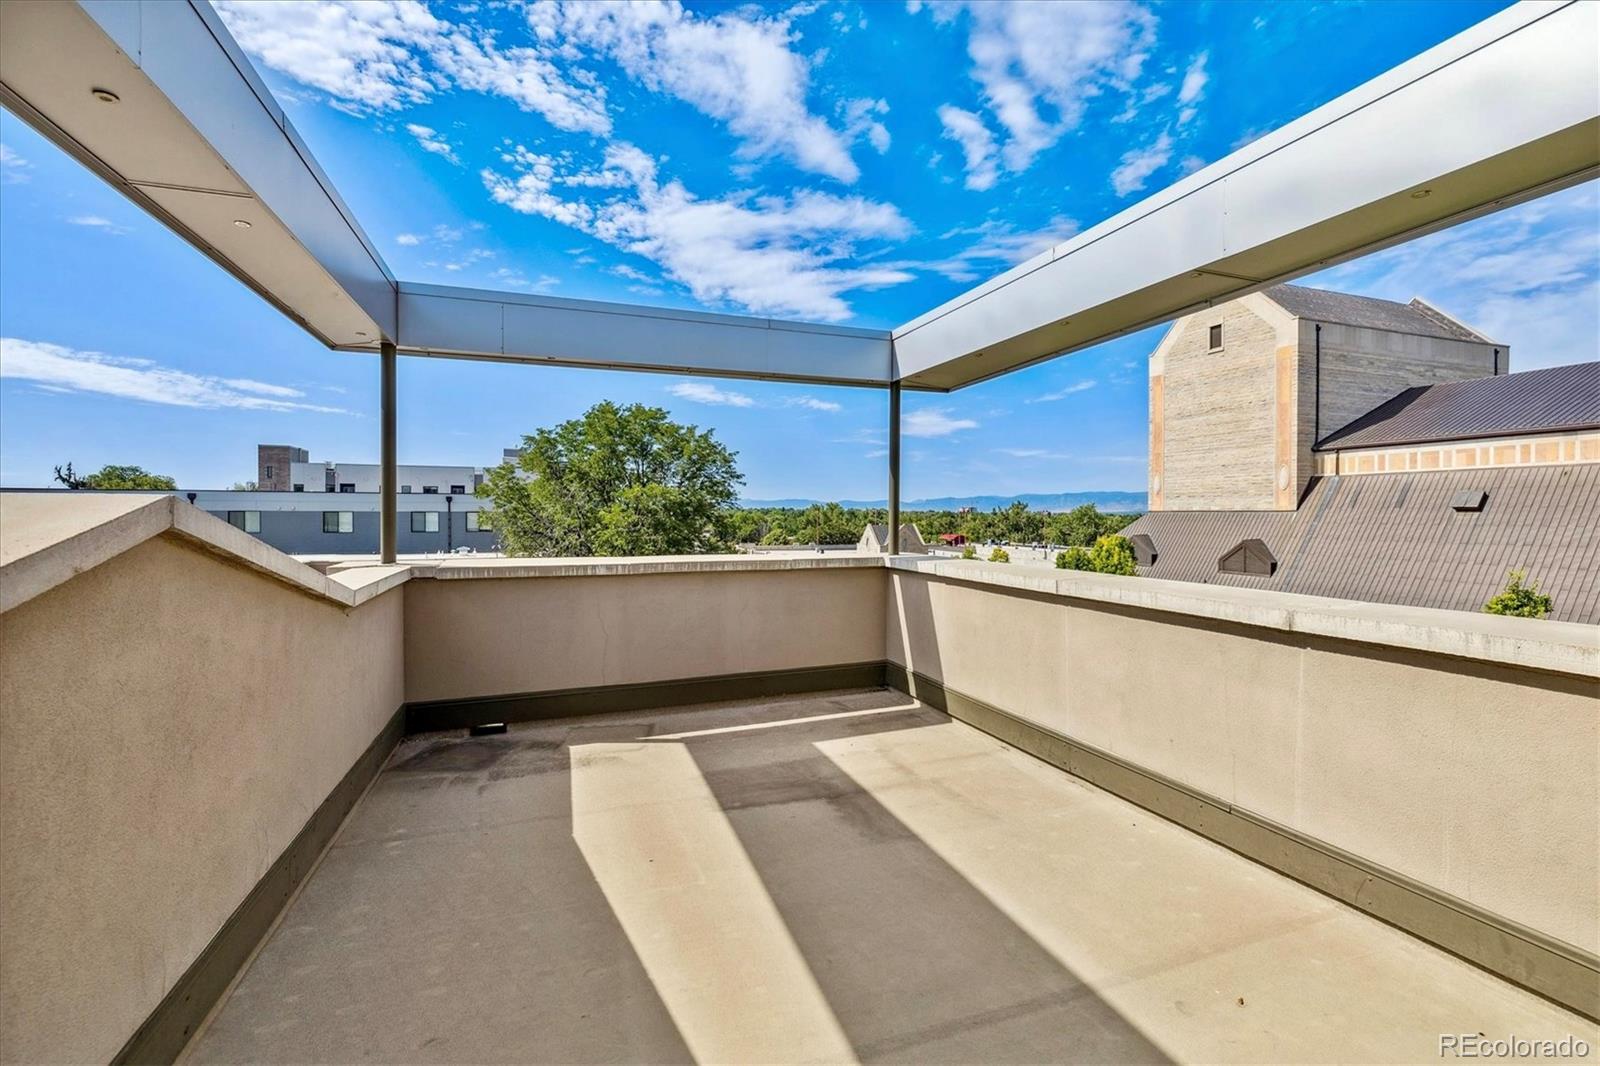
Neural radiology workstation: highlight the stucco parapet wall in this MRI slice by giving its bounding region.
[886,556,1600,680]
[370,552,886,581]
[0,492,404,614]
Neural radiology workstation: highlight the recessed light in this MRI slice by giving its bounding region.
[90,87,119,103]
[1410,188,1432,200]
[232,219,252,229]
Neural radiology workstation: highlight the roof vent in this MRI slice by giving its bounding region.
[1218,539,1276,577]
[1450,489,1488,512]
[1128,533,1158,566]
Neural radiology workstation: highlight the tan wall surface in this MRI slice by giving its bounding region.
[0,536,404,1065]
[1159,302,1282,510]
[404,568,888,703]
[1309,320,1499,441]
[885,570,1599,955]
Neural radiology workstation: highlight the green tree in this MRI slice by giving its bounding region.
[230,480,259,491]
[988,546,1010,563]
[1483,570,1553,619]
[1087,534,1138,576]
[795,502,860,545]
[53,462,177,491]
[960,544,977,560]
[1055,546,1092,571]
[478,401,742,557]
[1043,503,1114,547]
[992,500,1044,543]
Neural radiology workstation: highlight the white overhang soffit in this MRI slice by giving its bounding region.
[0,0,892,386]
[0,0,398,348]
[2,1,1595,392]
[893,0,1600,391]
[398,284,894,387]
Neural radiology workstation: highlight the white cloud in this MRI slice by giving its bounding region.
[427,247,494,272]
[903,407,978,437]
[212,0,445,113]
[918,1,1156,182]
[405,123,460,164]
[484,141,913,321]
[842,97,892,154]
[1307,181,1599,372]
[665,382,842,412]
[489,267,560,291]
[213,0,610,133]
[1110,131,1171,196]
[0,338,347,413]
[0,143,30,184]
[539,1,868,181]
[396,232,422,245]
[1177,51,1208,105]
[668,381,756,407]
[1028,379,1097,402]
[937,105,999,191]
[428,28,611,135]
[66,215,130,235]
[924,214,1079,282]
[787,396,842,412]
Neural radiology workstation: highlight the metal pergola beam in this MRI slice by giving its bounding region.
[891,0,1600,390]
[3,0,1597,559]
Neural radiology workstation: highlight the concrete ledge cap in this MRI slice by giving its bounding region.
[887,556,1600,679]
[401,552,885,580]
[0,492,395,613]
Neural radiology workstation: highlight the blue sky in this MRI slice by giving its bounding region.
[2,0,1594,501]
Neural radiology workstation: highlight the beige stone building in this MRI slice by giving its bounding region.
[1148,284,1506,511]
[1127,285,1600,622]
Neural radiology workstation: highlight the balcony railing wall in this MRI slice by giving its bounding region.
[0,494,1595,1060]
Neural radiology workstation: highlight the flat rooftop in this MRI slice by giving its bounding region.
[187,689,1587,1063]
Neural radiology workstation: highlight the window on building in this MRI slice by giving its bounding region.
[1128,533,1157,567]
[1208,323,1223,349]
[400,485,411,494]
[293,484,304,492]
[227,511,261,534]
[422,485,438,494]
[450,484,466,495]
[323,511,354,534]
[410,511,440,533]
[264,465,274,479]
[466,511,485,532]
[339,483,356,493]
[1218,538,1276,576]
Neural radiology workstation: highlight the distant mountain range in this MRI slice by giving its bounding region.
[738,491,1147,513]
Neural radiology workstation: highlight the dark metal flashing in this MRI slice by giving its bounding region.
[404,661,892,734]
[115,707,406,1065]
[884,664,1600,1022]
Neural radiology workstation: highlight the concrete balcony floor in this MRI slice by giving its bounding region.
[187,689,1589,1064]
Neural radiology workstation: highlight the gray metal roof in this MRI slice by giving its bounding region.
[1317,362,1600,450]
[1262,284,1492,342]
[1122,464,1600,623]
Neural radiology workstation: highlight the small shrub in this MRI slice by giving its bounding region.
[1483,569,1552,619]
[988,547,1010,563]
[960,544,977,560]
[1088,534,1138,576]
[1055,546,1092,571]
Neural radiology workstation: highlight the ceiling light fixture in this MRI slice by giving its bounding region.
[90,87,119,103]
[232,219,252,229]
